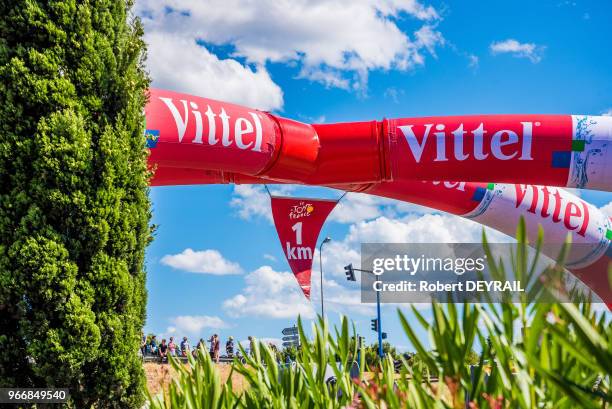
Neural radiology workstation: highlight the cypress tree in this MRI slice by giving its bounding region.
[0,1,151,407]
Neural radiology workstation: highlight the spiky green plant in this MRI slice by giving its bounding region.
[148,218,611,408]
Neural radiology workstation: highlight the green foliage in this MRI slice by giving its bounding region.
[0,1,151,407]
[150,317,366,408]
[148,219,611,408]
[280,345,298,363]
[149,345,236,409]
[362,341,399,368]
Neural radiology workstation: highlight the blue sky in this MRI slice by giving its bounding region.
[138,0,612,350]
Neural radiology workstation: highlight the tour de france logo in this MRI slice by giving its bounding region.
[289,202,314,219]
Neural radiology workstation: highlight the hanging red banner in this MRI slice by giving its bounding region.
[271,196,338,299]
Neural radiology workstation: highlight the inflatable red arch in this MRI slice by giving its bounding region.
[144,88,612,305]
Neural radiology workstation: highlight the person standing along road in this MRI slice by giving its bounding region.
[248,336,256,357]
[180,336,190,357]
[196,338,206,356]
[168,337,177,356]
[140,332,146,357]
[149,335,158,356]
[226,336,235,357]
[159,339,168,363]
[210,334,220,363]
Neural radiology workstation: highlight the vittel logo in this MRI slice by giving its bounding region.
[398,122,537,162]
[159,97,263,152]
[515,185,590,237]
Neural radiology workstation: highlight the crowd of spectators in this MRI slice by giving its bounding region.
[140,332,237,363]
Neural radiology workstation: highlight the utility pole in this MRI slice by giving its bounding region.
[345,264,384,358]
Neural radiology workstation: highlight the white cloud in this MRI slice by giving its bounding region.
[445,41,479,70]
[298,67,351,90]
[145,32,283,111]
[468,54,479,69]
[383,87,405,103]
[230,184,298,222]
[602,109,612,117]
[311,276,376,316]
[299,115,326,124]
[490,39,545,63]
[329,193,391,223]
[221,262,372,320]
[318,240,361,280]
[376,0,439,20]
[230,185,273,222]
[223,266,316,319]
[161,248,243,275]
[173,315,230,333]
[263,253,277,262]
[158,315,230,340]
[345,213,510,244]
[600,201,612,218]
[137,0,443,93]
[413,25,445,57]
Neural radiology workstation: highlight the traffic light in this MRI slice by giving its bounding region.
[371,318,378,332]
[344,264,356,281]
[359,336,365,347]
[382,332,387,339]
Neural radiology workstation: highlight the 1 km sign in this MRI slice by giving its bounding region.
[271,196,337,299]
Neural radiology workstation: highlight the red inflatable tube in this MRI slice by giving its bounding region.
[146,89,612,191]
[145,89,611,304]
[145,89,388,185]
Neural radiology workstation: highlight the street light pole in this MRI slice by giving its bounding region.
[319,237,331,318]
